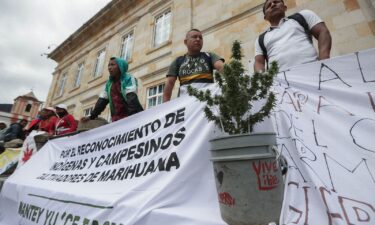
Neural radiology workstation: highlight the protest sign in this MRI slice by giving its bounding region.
[0,48,374,225]
[0,96,225,225]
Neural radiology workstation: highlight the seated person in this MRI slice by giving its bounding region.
[2,119,28,142]
[1,119,27,152]
[55,104,77,135]
[38,107,58,136]
[25,111,43,136]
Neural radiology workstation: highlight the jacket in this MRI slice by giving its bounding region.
[3,123,25,142]
[55,114,78,135]
[90,57,143,120]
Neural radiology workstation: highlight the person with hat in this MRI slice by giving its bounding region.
[38,107,58,136]
[55,104,77,136]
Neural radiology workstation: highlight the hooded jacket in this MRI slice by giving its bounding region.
[90,57,143,121]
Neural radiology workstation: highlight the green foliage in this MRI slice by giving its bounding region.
[187,40,278,134]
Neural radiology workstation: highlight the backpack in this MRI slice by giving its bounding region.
[175,52,213,77]
[258,12,313,68]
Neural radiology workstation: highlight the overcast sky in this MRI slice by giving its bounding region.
[0,0,111,104]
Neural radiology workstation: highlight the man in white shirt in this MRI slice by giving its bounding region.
[254,0,331,72]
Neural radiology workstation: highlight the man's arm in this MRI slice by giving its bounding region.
[126,92,143,116]
[311,22,332,60]
[80,98,108,122]
[66,115,78,133]
[254,55,266,73]
[213,60,224,72]
[90,98,108,119]
[163,76,177,102]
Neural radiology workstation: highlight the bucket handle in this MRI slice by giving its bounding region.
[272,146,288,176]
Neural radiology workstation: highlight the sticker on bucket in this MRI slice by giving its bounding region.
[218,192,235,207]
[252,160,280,191]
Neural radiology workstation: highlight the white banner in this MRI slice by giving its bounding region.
[17,131,45,169]
[0,48,374,225]
[274,48,375,225]
[0,95,225,225]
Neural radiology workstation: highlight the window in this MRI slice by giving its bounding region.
[56,73,67,97]
[120,32,134,61]
[93,49,106,78]
[147,84,165,108]
[153,11,171,47]
[83,107,93,117]
[73,62,84,88]
[25,104,32,112]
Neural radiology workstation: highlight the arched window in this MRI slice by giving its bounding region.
[25,104,32,112]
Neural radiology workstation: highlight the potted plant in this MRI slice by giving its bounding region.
[187,41,283,225]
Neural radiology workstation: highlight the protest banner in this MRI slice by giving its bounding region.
[274,48,375,225]
[0,130,45,175]
[17,131,46,169]
[0,94,225,225]
[0,48,374,225]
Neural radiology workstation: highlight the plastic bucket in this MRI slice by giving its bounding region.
[210,132,284,225]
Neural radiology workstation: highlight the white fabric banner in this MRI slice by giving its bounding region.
[0,48,374,225]
[0,94,225,225]
[274,48,375,225]
[17,131,45,169]
[0,131,42,175]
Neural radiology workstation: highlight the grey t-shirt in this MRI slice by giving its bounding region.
[167,52,224,85]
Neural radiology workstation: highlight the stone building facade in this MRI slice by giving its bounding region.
[46,0,375,121]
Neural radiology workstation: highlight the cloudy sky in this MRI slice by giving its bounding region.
[0,0,111,104]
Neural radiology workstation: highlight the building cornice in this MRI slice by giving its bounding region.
[48,0,135,62]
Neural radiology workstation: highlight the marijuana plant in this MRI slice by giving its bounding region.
[187,40,278,134]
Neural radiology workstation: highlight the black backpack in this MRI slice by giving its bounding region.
[258,13,313,68]
[175,52,213,76]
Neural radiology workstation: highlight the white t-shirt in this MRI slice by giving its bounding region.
[255,10,323,71]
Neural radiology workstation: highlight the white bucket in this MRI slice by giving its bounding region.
[210,133,284,225]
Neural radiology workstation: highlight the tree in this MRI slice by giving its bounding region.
[187,40,278,134]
